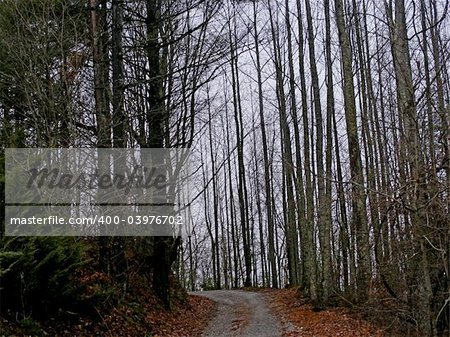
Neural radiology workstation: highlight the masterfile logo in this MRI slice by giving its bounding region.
[25,165,168,191]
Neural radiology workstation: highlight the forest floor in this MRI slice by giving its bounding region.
[262,287,388,337]
[0,294,214,337]
[0,279,214,337]
[1,286,407,336]
[1,293,214,337]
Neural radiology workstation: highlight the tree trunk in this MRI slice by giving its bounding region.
[228,9,252,286]
[295,0,317,300]
[268,0,299,286]
[387,0,434,333]
[252,1,278,288]
[335,0,370,302]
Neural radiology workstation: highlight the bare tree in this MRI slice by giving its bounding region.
[335,0,370,302]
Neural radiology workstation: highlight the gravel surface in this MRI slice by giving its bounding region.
[192,290,292,337]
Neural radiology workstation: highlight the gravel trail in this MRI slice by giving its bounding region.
[192,290,292,337]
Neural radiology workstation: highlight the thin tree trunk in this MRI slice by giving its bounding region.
[229,31,252,286]
[252,1,278,288]
[295,0,317,300]
[268,0,299,286]
[388,0,434,333]
[323,0,335,300]
[111,0,127,298]
[305,0,332,301]
[90,0,111,276]
[335,0,370,302]
[207,87,221,289]
[224,86,240,288]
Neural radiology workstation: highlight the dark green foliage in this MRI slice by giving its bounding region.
[0,237,86,319]
[200,278,216,291]
[18,317,45,337]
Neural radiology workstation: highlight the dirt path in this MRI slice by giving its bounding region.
[192,290,297,337]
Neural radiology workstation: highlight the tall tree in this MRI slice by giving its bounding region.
[252,0,278,288]
[335,0,370,302]
[228,3,252,287]
[304,0,332,301]
[268,0,299,286]
[111,0,128,294]
[295,0,317,300]
[387,0,434,333]
[323,0,335,301]
[145,0,175,307]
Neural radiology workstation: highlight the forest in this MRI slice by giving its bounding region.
[0,0,449,336]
